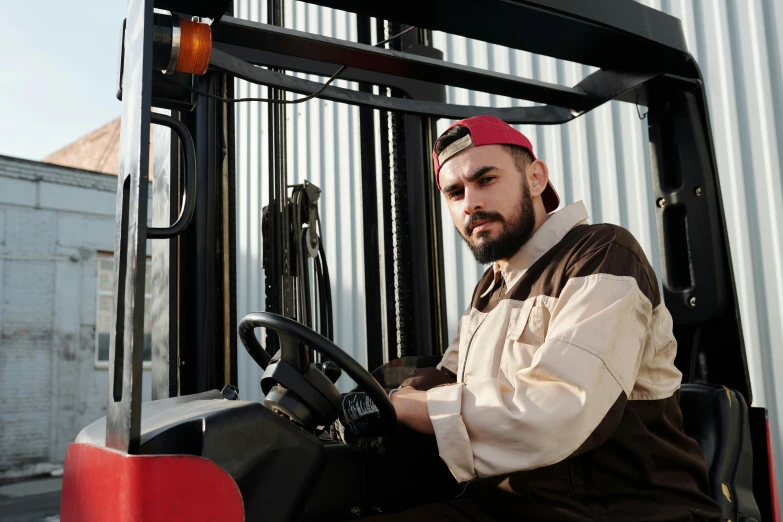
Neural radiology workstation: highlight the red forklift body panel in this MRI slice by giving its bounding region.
[60,443,244,522]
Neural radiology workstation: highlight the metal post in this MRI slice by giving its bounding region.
[106,0,153,454]
[375,19,398,364]
[386,25,448,359]
[224,72,239,389]
[176,71,235,394]
[264,0,292,358]
[356,15,385,372]
[378,106,398,363]
[402,113,443,356]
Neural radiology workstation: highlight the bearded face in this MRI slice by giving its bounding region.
[438,143,541,265]
[460,176,536,264]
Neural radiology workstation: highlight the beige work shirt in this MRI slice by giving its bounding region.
[428,201,683,484]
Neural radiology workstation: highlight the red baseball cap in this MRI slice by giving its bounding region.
[433,115,560,213]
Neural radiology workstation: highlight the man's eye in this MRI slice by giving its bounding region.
[480,176,496,184]
[449,190,464,200]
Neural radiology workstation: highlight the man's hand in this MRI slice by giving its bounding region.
[336,391,386,436]
[391,387,434,435]
[328,392,387,450]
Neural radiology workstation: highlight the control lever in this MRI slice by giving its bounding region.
[314,360,342,384]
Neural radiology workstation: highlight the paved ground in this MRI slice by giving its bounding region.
[0,478,61,522]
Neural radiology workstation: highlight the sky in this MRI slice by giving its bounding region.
[0,1,127,161]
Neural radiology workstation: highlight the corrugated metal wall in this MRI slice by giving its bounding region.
[234,1,783,472]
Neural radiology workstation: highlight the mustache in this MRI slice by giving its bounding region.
[464,211,505,235]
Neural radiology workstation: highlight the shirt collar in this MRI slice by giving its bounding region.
[480,201,589,298]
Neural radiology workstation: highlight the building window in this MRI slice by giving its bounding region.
[95,252,153,367]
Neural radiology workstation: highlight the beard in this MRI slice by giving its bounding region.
[460,180,536,264]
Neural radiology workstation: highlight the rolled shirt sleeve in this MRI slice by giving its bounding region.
[428,243,654,483]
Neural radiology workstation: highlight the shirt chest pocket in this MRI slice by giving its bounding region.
[500,298,548,380]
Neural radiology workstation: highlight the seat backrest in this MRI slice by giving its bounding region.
[680,383,762,522]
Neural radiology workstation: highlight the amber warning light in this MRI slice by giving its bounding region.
[152,14,212,76]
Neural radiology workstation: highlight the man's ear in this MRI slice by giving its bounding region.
[527,159,549,197]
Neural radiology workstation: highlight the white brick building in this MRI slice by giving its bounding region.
[0,155,152,478]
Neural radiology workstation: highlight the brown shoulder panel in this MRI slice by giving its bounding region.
[501,224,660,307]
[565,225,659,307]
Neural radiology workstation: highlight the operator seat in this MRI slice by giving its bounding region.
[679,383,762,522]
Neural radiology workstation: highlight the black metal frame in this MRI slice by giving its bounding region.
[204,5,749,397]
[112,0,752,456]
[304,0,689,71]
[211,17,591,108]
[175,71,236,394]
[208,45,664,124]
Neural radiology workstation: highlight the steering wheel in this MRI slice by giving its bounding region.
[238,312,397,434]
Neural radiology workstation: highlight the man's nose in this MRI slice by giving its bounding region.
[463,187,483,215]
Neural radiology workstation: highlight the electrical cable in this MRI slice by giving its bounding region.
[169,25,416,105]
[289,184,333,344]
[318,238,333,341]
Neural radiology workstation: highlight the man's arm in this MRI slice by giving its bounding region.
[391,388,433,434]
[385,312,463,433]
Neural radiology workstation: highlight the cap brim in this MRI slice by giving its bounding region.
[542,181,560,214]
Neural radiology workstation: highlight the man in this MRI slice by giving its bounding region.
[344,116,721,521]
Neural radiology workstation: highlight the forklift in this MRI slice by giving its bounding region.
[59,1,778,520]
